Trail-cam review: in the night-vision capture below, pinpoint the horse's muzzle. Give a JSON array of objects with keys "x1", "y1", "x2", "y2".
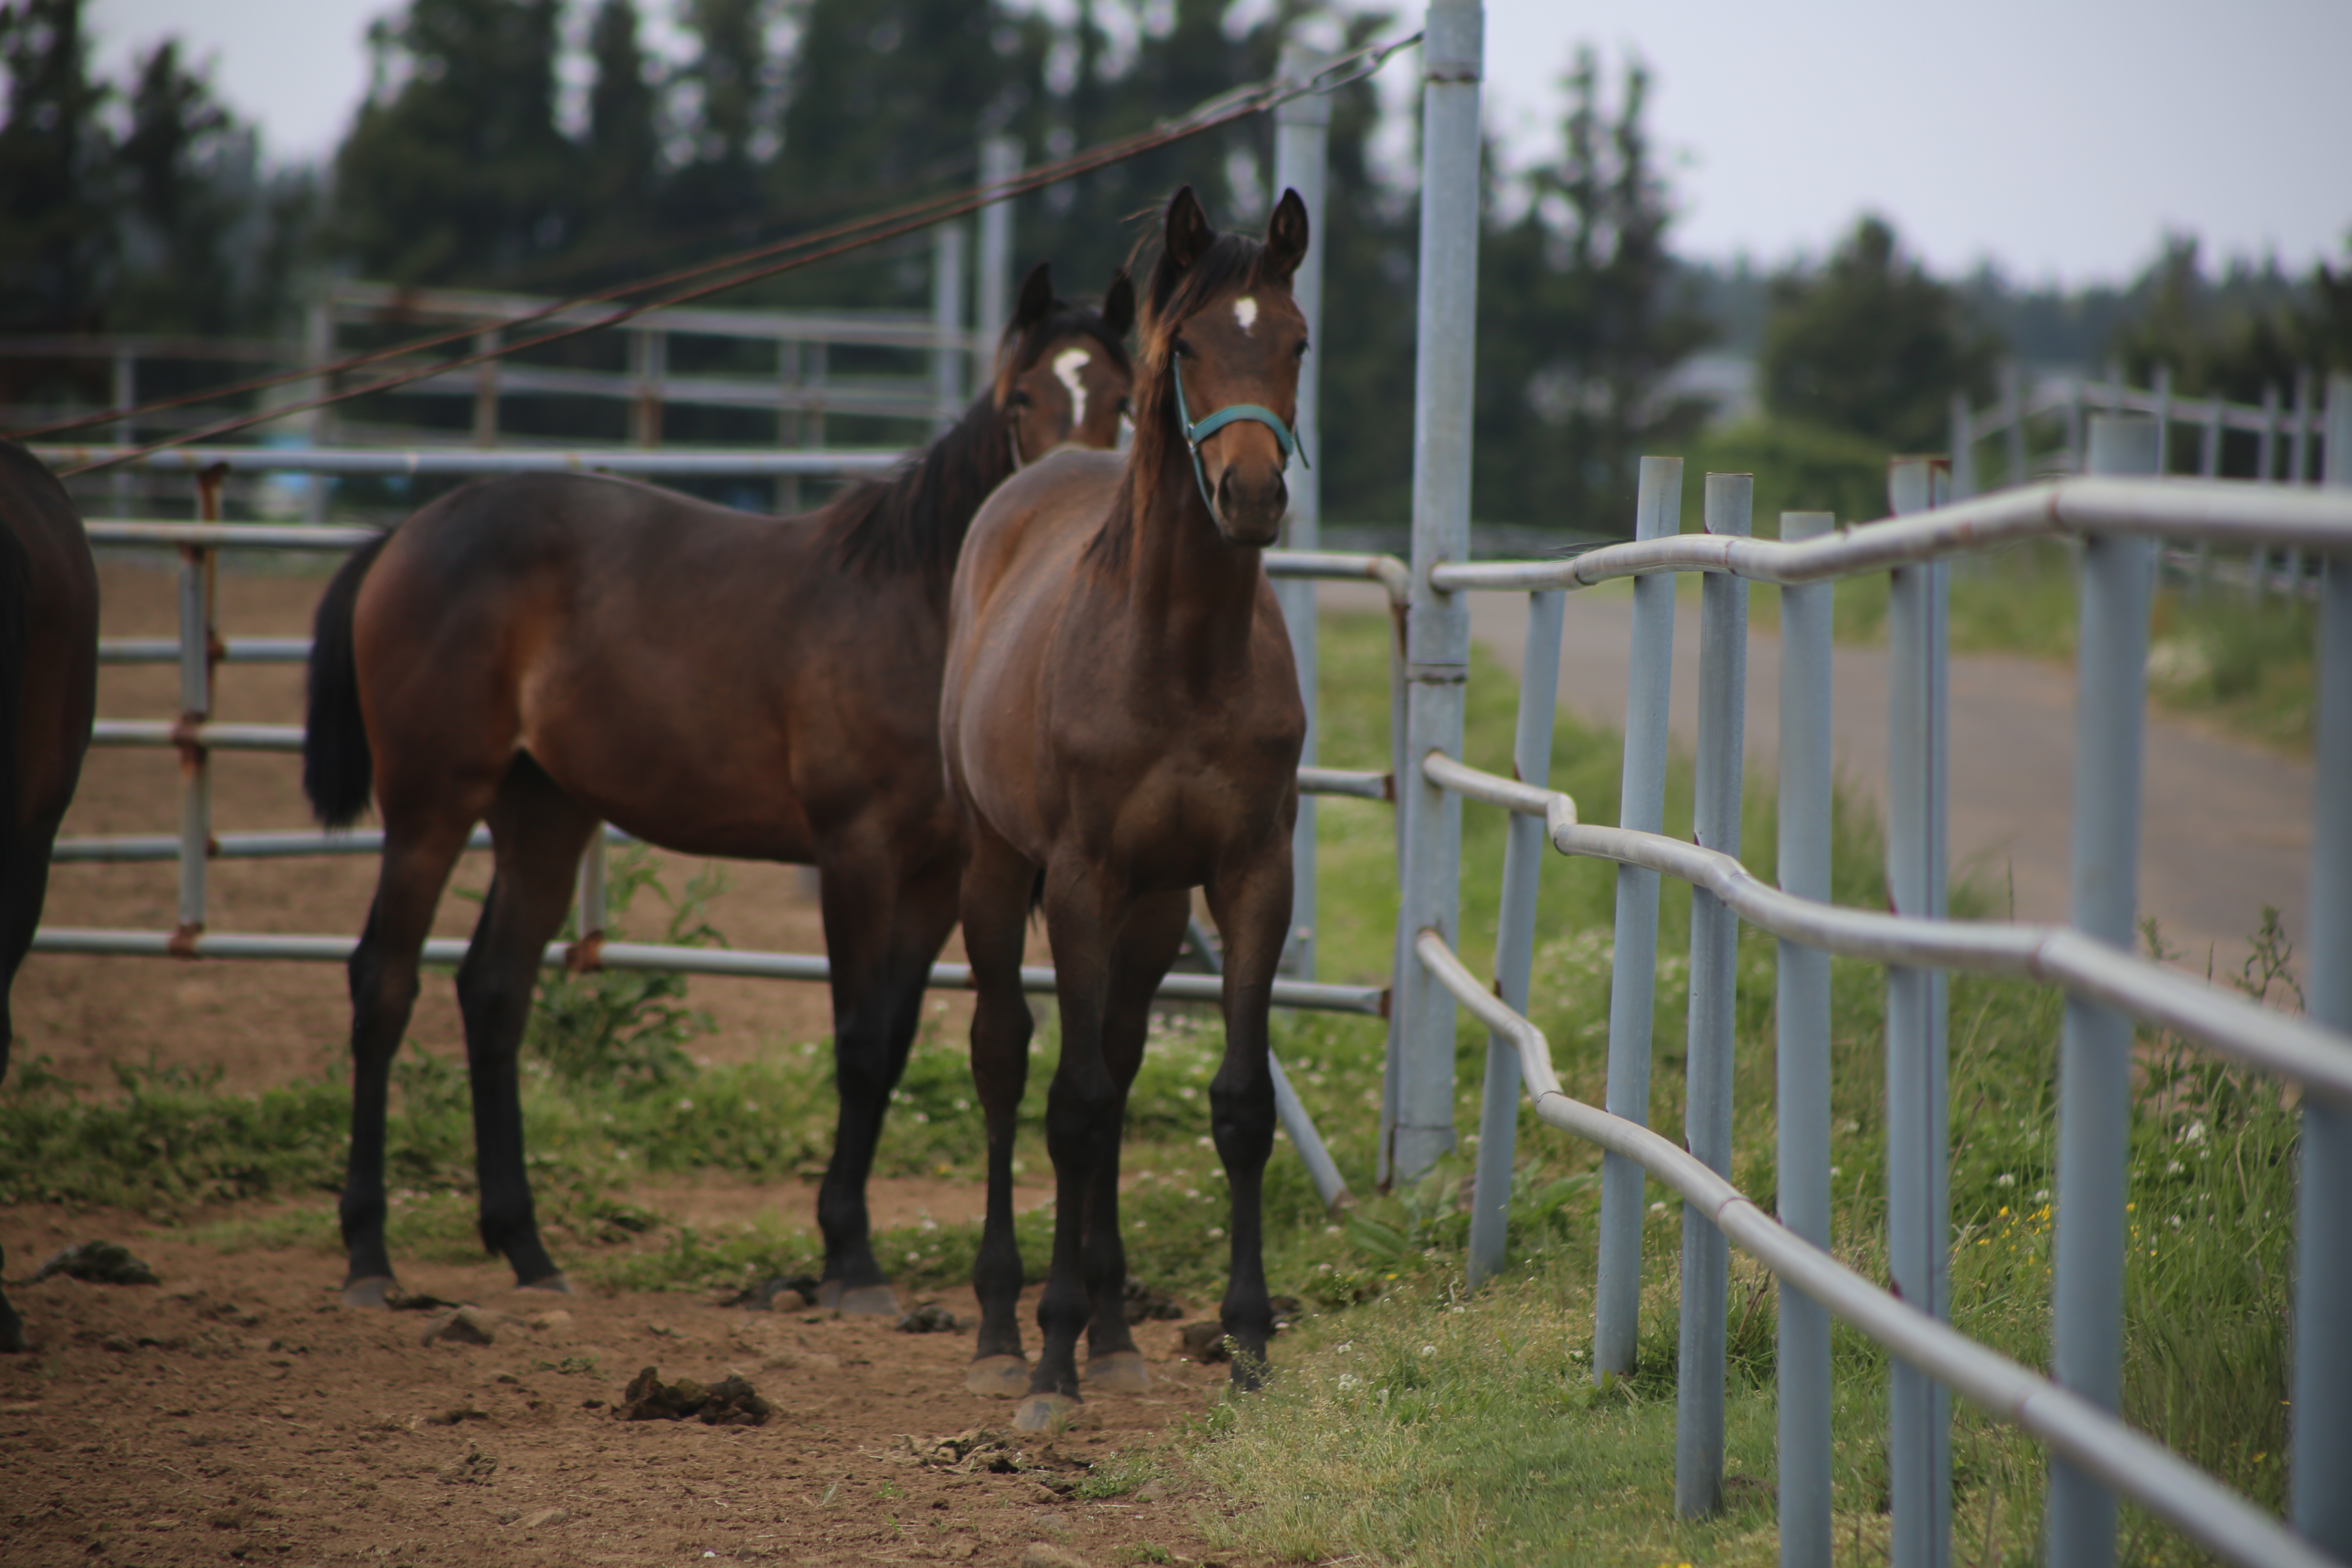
[{"x1": 1214, "y1": 467, "x2": 1288, "y2": 547}]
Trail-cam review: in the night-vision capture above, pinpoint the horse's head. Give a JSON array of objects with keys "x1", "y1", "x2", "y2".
[
  {"x1": 1138, "y1": 184, "x2": 1310, "y2": 548},
  {"x1": 993, "y1": 263, "x2": 1137, "y2": 466}
]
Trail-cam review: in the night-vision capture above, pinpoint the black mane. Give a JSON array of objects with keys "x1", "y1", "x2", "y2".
[{"x1": 821, "y1": 297, "x2": 1130, "y2": 588}]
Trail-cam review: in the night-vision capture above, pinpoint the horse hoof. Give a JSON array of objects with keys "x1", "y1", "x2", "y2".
[
  {"x1": 341, "y1": 1276, "x2": 401, "y2": 1310},
  {"x1": 519, "y1": 1273, "x2": 572, "y2": 1295},
  {"x1": 965, "y1": 1355, "x2": 1029, "y2": 1398},
  {"x1": 829, "y1": 1285, "x2": 899, "y2": 1318},
  {"x1": 1082, "y1": 1351, "x2": 1152, "y2": 1394},
  {"x1": 1013, "y1": 1393, "x2": 1078, "y2": 1433}
]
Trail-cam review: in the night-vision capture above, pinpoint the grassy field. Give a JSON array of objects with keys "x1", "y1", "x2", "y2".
[{"x1": 1, "y1": 612, "x2": 2303, "y2": 1566}]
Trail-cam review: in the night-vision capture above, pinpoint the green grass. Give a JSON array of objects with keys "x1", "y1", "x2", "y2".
[{"x1": 0, "y1": 612, "x2": 2301, "y2": 1565}]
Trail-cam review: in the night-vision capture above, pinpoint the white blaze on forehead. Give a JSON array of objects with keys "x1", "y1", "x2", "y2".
[
  {"x1": 1232, "y1": 296, "x2": 1259, "y2": 332},
  {"x1": 1051, "y1": 346, "x2": 1092, "y2": 425}
]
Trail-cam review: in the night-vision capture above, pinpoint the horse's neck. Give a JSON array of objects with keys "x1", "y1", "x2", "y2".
[{"x1": 1119, "y1": 455, "x2": 1267, "y2": 680}]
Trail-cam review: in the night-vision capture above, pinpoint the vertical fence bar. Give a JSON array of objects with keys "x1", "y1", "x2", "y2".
[
  {"x1": 931, "y1": 221, "x2": 968, "y2": 436},
  {"x1": 1390, "y1": 0, "x2": 1484, "y2": 1190},
  {"x1": 2287, "y1": 368, "x2": 2314, "y2": 589},
  {"x1": 1275, "y1": 38, "x2": 1331, "y2": 984},
  {"x1": 2065, "y1": 378, "x2": 2085, "y2": 474},
  {"x1": 1886, "y1": 455, "x2": 1952, "y2": 1568},
  {"x1": 1177, "y1": 918, "x2": 1350, "y2": 1212},
  {"x1": 2002, "y1": 362, "x2": 2028, "y2": 488},
  {"x1": 1466, "y1": 589, "x2": 1563, "y2": 1288},
  {"x1": 2194, "y1": 394, "x2": 2223, "y2": 596},
  {"x1": 471, "y1": 327, "x2": 502, "y2": 448},
  {"x1": 974, "y1": 135, "x2": 1020, "y2": 372},
  {"x1": 1949, "y1": 392, "x2": 1976, "y2": 501},
  {"x1": 2292, "y1": 372, "x2": 2352, "y2": 1556},
  {"x1": 2045, "y1": 414, "x2": 2161, "y2": 1568},
  {"x1": 776, "y1": 338, "x2": 804, "y2": 515},
  {"x1": 1675, "y1": 472, "x2": 1751, "y2": 1519},
  {"x1": 1776, "y1": 509, "x2": 1836, "y2": 1568},
  {"x1": 2259, "y1": 384, "x2": 2282, "y2": 482},
  {"x1": 109, "y1": 348, "x2": 134, "y2": 519},
  {"x1": 1592, "y1": 455, "x2": 1682, "y2": 1382},
  {"x1": 629, "y1": 329, "x2": 665, "y2": 448},
  {"x1": 302, "y1": 302, "x2": 333, "y2": 522},
  {"x1": 176, "y1": 467, "x2": 225, "y2": 946}
]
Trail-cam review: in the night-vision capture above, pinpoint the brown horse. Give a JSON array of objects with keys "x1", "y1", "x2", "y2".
[
  {"x1": 942, "y1": 188, "x2": 1309, "y2": 1427},
  {"x1": 0, "y1": 437, "x2": 100, "y2": 1352},
  {"x1": 303, "y1": 265, "x2": 1134, "y2": 1311}
]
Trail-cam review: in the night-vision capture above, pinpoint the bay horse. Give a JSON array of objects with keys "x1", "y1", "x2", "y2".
[
  {"x1": 941, "y1": 187, "x2": 1309, "y2": 1428},
  {"x1": 303, "y1": 265, "x2": 1134, "y2": 1312},
  {"x1": 0, "y1": 436, "x2": 100, "y2": 1352}
]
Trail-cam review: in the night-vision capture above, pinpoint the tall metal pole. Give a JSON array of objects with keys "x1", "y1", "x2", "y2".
[
  {"x1": 2292, "y1": 372, "x2": 2352, "y2": 1555},
  {"x1": 1466, "y1": 589, "x2": 1562, "y2": 1288},
  {"x1": 1675, "y1": 472, "x2": 1750, "y2": 1520},
  {"x1": 1776, "y1": 509, "x2": 1836, "y2": 1568},
  {"x1": 1592, "y1": 454, "x2": 1682, "y2": 1382},
  {"x1": 975, "y1": 136, "x2": 1020, "y2": 377},
  {"x1": 931, "y1": 221, "x2": 969, "y2": 435},
  {"x1": 1886, "y1": 454, "x2": 1951, "y2": 1568},
  {"x1": 2045, "y1": 414, "x2": 2161, "y2": 1568},
  {"x1": 1948, "y1": 392, "x2": 1975, "y2": 501},
  {"x1": 1390, "y1": 0, "x2": 1483, "y2": 1189},
  {"x1": 1275, "y1": 40, "x2": 1330, "y2": 983}
]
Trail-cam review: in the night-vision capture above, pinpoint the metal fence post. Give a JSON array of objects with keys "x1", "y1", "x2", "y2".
[
  {"x1": 629, "y1": 329, "x2": 665, "y2": 448},
  {"x1": 931, "y1": 221, "x2": 968, "y2": 435},
  {"x1": 1675, "y1": 472, "x2": 1751, "y2": 1519},
  {"x1": 302, "y1": 302, "x2": 333, "y2": 522},
  {"x1": 1886, "y1": 454, "x2": 1952, "y2": 1568},
  {"x1": 1592, "y1": 454, "x2": 1682, "y2": 1382},
  {"x1": 1777, "y1": 509, "x2": 1836, "y2": 1568},
  {"x1": 2046, "y1": 414, "x2": 2161, "y2": 1568},
  {"x1": 1466, "y1": 588, "x2": 1562, "y2": 1288},
  {"x1": 472, "y1": 327, "x2": 502, "y2": 448},
  {"x1": 1949, "y1": 393, "x2": 1975, "y2": 501},
  {"x1": 1275, "y1": 39, "x2": 1331, "y2": 983},
  {"x1": 2002, "y1": 362, "x2": 2027, "y2": 488},
  {"x1": 176, "y1": 467, "x2": 225, "y2": 948},
  {"x1": 974, "y1": 135, "x2": 1020, "y2": 374},
  {"x1": 2151, "y1": 365, "x2": 2172, "y2": 477},
  {"x1": 2195, "y1": 394, "x2": 2224, "y2": 597},
  {"x1": 1390, "y1": 0, "x2": 1483, "y2": 1190},
  {"x1": 109, "y1": 347, "x2": 135, "y2": 519},
  {"x1": 2287, "y1": 368, "x2": 2315, "y2": 590},
  {"x1": 2292, "y1": 372, "x2": 2352, "y2": 1555}
]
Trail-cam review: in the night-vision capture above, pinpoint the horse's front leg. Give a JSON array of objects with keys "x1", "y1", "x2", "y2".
[
  {"x1": 1204, "y1": 844, "x2": 1294, "y2": 1390},
  {"x1": 1018, "y1": 871, "x2": 1123, "y2": 1431},
  {"x1": 1078, "y1": 889, "x2": 1192, "y2": 1395},
  {"x1": 816, "y1": 851, "x2": 960, "y2": 1317}
]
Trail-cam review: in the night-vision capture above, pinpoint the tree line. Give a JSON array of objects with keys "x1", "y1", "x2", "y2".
[{"x1": 2, "y1": 0, "x2": 2345, "y2": 529}]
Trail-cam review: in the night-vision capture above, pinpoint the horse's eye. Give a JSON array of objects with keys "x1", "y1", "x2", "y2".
[
  {"x1": 1116, "y1": 397, "x2": 1132, "y2": 417},
  {"x1": 1008, "y1": 388, "x2": 1032, "y2": 408},
  {"x1": 1293, "y1": 341, "x2": 1310, "y2": 361},
  {"x1": 1172, "y1": 336, "x2": 1192, "y2": 359}
]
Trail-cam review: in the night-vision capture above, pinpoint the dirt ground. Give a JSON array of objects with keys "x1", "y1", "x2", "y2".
[
  {"x1": 7, "y1": 557, "x2": 1254, "y2": 1568},
  {"x1": 1, "y1": 1203, "x2": 1247, "y2": 1568}
]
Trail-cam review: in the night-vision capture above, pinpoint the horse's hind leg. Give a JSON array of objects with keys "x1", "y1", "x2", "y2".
[
  {"x1": 341, "y1": 815, "x2": 479, "y2": 1306},
  {"x1": 0, "y1": 821, "x2": 62, "y2": 1352},
  {"x1": 1079, "y1": 889, "x2": 1189, "y2": 1395},
  {"x1": 961, "y1": 820, "x2": 1037, "y2": 1396},
  {"x1": 813, "y1": 849, "x2": 960, "y2": 1317},
  {"x1": 458, "y1": 756, "x2": 598, "y2": 1290}
]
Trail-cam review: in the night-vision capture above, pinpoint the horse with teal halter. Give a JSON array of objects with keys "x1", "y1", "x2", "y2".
[{"x1": 1172, "y1": 356, "x2": 1306, "y2": 518}]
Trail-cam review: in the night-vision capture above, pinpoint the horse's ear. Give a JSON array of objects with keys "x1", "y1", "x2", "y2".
[
  {"x1": 1165, "y1": 185, "x2": 1214, "y2": 274},
  {"x1": 1264, "y1": 188, "x2": 1309, "y2": 283},
  {"x1": 1012, "y1": 262, "x2": 1055, "y2": 337},
  {"x1": 1100, "y1": 270, "x2": 1135, "y2": 339}
]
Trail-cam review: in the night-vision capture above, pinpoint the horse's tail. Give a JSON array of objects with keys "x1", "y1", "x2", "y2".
[{"x1": 303, "y1": 530, "x2": 392, "y2": 828}]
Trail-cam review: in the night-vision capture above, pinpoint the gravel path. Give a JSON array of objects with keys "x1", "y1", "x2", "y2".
[{"x1": 1321, "y1": 582, "x2": 2317, "y2": 974}]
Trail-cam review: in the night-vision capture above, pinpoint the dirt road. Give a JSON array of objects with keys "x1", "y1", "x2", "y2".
[{"x1": 1323, "y1": 581, "x2": 2318, "y2": 973}]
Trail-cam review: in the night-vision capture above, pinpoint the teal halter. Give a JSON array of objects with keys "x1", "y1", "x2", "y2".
[{"x1": 1171, "y1": 356, "x2": 1308, "y2": 517}]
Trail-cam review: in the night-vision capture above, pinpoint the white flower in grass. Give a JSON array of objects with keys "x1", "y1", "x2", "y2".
[
  {"x1": 2034, "y1": 1188, "x2": 2051, "y2": 1203},
  {"x1": 1208, "y1": 1227, "x2": 1225, "y2": 1240},
  {"x1": 2165, "y1": 1160, "x2": 2184, "y2": 1176},
  {"x1": 1337, "y1": 1373, "x2": 1362, "y2": 1393},
  {"x1": 1995, "y1": 1173, "x2": 2016, "y2": 1189},
  {"x1": 676, "y1": 1098, "x2": 695, "y2": 1112},
  {"x1": 1420, "y1": 1344, "x2": 1437, "y2": 1357},
  {"x1": 1649, "y1": 1202, "x2": 1668, "y2": 1216}
]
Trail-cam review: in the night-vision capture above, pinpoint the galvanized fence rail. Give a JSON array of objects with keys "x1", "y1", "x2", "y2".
[{"x1": 1391, "y1": 408, "x2": 2352, "y2": 1567}]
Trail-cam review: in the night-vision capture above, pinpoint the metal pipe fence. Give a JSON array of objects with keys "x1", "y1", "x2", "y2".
[{"x1": 1401, "y1": 407, "x2": 2352, "y2": 1567}]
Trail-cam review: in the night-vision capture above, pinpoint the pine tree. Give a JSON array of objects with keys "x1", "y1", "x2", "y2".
[
  {"x1": 582, "y1": 0, "x2": 659, "y2": 238},
  {"x1": 0, "y1": 0, "x2": 114, "y2": 331},
  {"x1": 331, "y1": 0, "x2": 578, "y2": 287}
]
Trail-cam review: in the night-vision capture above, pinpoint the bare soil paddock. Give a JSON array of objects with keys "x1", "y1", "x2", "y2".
[{"x1": 6, "y1": 557, "x2": 1245, "y2": 1568}]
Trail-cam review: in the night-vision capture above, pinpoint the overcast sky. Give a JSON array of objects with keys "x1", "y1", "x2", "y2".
[{"x1": 88, "y1": 0, "x2": 2352, "y2": 287}]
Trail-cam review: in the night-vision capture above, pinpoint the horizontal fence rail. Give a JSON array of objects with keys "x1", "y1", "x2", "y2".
[
  {"x1": 29, "y1": 927, "x2": 1383, "y2": 1017},
  {"x1": 1410, "y1": 929, "x2": 2339, "y2": 1568},
  {"x1": 38, "y1": 445, "x2": 907, "y2": 478}
]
